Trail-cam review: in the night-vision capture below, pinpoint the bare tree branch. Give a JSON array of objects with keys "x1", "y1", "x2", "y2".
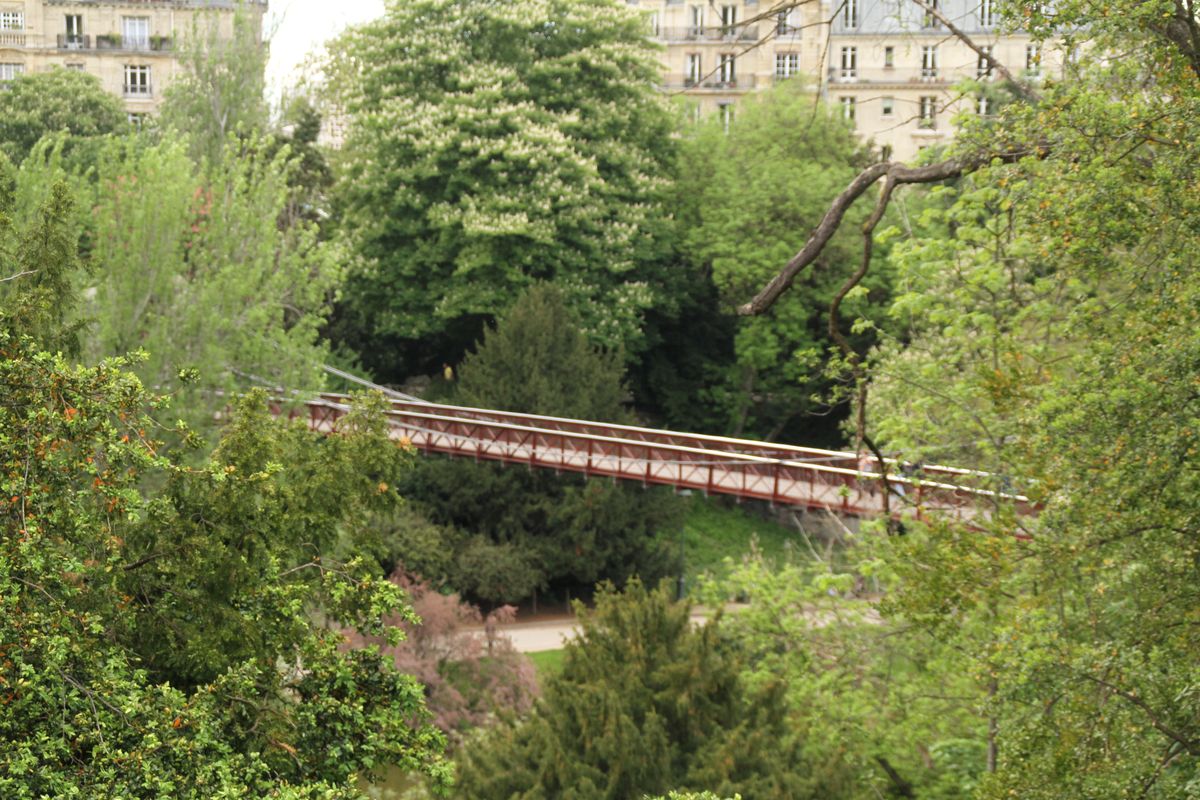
[
  {"x1": 0, "y1": 269, "x2": 36, "y2": 283},
  {"x1": 907, "y1": 0, "x2": 1039, "y2": 101},
  {"x1": 738, "y1": 148, "x2": 1040, "y2": 316},
  {"x1": 1078, "y1": 673, "x2": 1200, "y2": 757}
]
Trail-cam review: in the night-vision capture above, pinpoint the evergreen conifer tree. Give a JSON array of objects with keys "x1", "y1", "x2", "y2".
[
  {"x1": 401, "y1": 287, "x2": 681, "y2": 604},
  {"x1": 457, "y1": 581, "x2": 832, "y2": 799}
]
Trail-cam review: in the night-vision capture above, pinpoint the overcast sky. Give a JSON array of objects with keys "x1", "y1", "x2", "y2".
[{"x1": 265, "y1": 0, "x2": 385, "y2": 102}]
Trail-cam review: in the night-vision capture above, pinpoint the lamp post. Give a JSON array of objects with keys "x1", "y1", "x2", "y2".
[{"x1": 677, "y1": 489, "x2": 693, "y2": 599}]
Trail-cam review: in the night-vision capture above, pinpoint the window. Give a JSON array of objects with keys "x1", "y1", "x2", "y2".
[
  {"x1": 775, "y1": 52, "x2": 800, "y2": 78},
  {"x1": 127, "y1": 112, "x2": 148, "y2": 128},
  {"x1": 63, "y1": 14, "x2": 86, "y2": 49},
  {"x1": 688, "y1": 5, "x2": 703, "y2": 36},
  {"x1": 720, "y1": 4, "x2": 737, "y2": 35},
  {"x1": 718, "y1": 52, "x2": 736, "y2": 84},
  {"x1": 881, "y1": 96, "x2": 895, "y2": 116},
  {"x1": 977, "y1": 45, "x2": 993, "y2": 78},
  {"x1": 65, "y1": 62, "x2": 85, "y2": 71},
  {"x1": 843, "y1": 0, "x2": 859, "y2": 28},
  {"x1": 921, "y1": 45, "x2": 938, "y2": 80},
  {"x1": 776, "y1": 8, "x2": 798, "y2": 34},
  {"x1": 122, "y1": 16, "x2": 149, "y2": 49},
  {"x1": 0, "y1": 62, "x2": 24, "y2": 85},
  {"x1": 840, "y1": 96, "x2": 856, "y2": 123},
  {"x1": 922, "y1": 0, "x2": 941, "y2": 29},
  {"x1": 919, "y1": 95, "x2": 937, "y2": 128},
  {"x1": 977, "y1": 95, "x2": 993, "y2": 115},
  {"x1": 1026, "y1": 43, "x2": 1041, "y2": 77},
  {"x1": 719, "y1": 102, "x2": 734, "y2": 133},
  {"x1": 840, "y1": 46, "x2": 857, "y2": 79},
  {"x1": 686, "y1": 53, "x2": 702, "y2": 84},
  {"x1": 0, "y1": 11, "x2": 23, "y2": 30},
  {"x1": 123, "y1": 64, "x2": 151, "y2": 96},
  {"x1": 648, "y1": 12, "x2": 660, "y2": 35},
  {"x1": 884, "y1": 45, "x2": 895, "y2": 68},
  {"x1": 979, "y1": 0, "x2": 996, "y2": 27}
]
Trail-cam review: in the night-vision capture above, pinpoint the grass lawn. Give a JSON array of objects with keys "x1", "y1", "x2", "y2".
[
  {"x1": 680, "y1": 496, "x2": 815, "y2": 586},
  {"x1": 526, "y1": 648, "x2": 566, "y2": 680}
]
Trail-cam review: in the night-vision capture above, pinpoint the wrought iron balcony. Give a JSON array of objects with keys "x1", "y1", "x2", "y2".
[
  {"x1": 57, "y1": 34, "x2": 91, "y2": 49},
  {"x1": 661, "y1": 73, "x2": 761, "y2": 90},
  {"x1": 96, "y1": 34, "x2": 173, "y2": 51},
  {"x1": 657, "y1": 24, "x2": 761, "y2": 43}
]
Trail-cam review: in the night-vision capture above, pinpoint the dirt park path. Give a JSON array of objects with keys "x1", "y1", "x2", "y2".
[
  {"x1": 470, "y1": 599, "x2": 881, "y2": 653},
  {"x1": 469, "y1": 606, "x2": 743, "y2": 653}
]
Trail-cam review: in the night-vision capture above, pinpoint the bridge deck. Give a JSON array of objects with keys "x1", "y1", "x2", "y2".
[{"x1": 281, "y1": 396, "x2": 1029, "y2": 521}]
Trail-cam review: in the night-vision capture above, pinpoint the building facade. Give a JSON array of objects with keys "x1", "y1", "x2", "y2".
[
  {"x1": 634, "y1": 0, "x2": 830, "y2": 128},
  {"x1": 0, "y1": 0, "x2": 265, "y2": 121},
  {"x1": 634, "y1": 0, "x2": 1061, "y2": 161}
]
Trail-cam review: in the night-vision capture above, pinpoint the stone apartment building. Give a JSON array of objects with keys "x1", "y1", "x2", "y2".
[
  {"x1": 632, "y1": 0, "x2": 1061, "y2": 161},
  {"x1": 0, "y1": 0, "x2": 265, "y2": 122},
  {"x1": 635, "y1": 0, "x2": 828, "y2": 129}
]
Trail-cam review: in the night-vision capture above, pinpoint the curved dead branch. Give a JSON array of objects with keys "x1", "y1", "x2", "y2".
[
  {"x1": 906, "y1": 0, "x2": 1040, "y2": 102},
  {"x1": 738, "y1": 148, "x2": 1038, "y2": 317}
]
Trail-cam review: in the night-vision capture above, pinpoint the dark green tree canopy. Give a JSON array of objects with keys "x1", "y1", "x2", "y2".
[
  {"x1": 457, "y1": 581, "x2": 828, "y2": 799},
  {"x1": 400, "y1": 286, "x2": 681, "y2": 604},
  {"x1": 0, "y1": 69, "x2": 127, "y2": 163},
  {"x1": 456, "y1": 283, "x2": 629, "y2": 421}
]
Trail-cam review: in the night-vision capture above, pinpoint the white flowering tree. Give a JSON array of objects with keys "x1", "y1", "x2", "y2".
[{"x1": 326, "y1": 0, "x2": 679, "y2": 374}]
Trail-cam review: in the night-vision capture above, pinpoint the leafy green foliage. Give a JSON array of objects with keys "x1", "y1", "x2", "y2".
[
  {"x1": 326, "y1": 0, "x2": 679, "y2": 377},
  {"x1": 699, "y1": 553, "x2": 988, "y2": 799},
  {"x1": 0, "y1": 167, "x2": 85, "y2": 354},
  {"x1": 456, "y1": 581, "x2": 824, "y2": 799},
  {"x1": 676, "y1": 83, "x2": 888, "y2": 439},
  {"x1": 852, "y1": 4, "x2": 1200, "y2": 795},
  {"x1": 160, "y1": 7, "x2": 268, "y2": 165},
  {"x1": 0, "y1": 339, "x2": 449, "y2": 797},
  {"x1": 0, "y1": 69, "x2": 127, "y2": 164},
  {"x1": 10, "y1": 134, "x2": 341, "y2": 429},
  {"x1": 272, "y1": 97, "x2": 335, "y2": 228}
]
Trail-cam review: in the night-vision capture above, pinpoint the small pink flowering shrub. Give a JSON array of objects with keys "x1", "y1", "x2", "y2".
[{"x1": 348, "y1": 571, "x2": 539, "y2": 744}]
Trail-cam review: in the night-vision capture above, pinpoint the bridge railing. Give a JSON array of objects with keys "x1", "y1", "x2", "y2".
[
  {"x1": 293, "y1": 397, "x2": 1030, "y2": 520},
  {"x1": 317, "y1": 393, "x2": 1005, "y2": 492}
]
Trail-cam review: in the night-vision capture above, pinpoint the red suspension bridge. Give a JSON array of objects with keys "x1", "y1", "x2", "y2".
[{"x1": 267, "y1": 372, "x2": 1029, "y2": 523}]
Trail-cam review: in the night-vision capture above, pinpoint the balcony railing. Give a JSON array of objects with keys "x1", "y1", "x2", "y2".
[
  {"x1": 123, "y1": 83, "x2": 153, "y2": 97},
  {"x1": 57, "y1": 34, "x2": 91, "y2": 49},
  {"x1": 0, "y1": 32, "x2": 25, "y2": 46},
  {"x1": 658, "y1": 24, "x2": 761, "y2": 43},
  {"x1": 96, "y1": 34, "x2": 173, "y2": 52},
  {"x1": 828, "y1": 67, "x2": 953, "y2": 85},
  {"x1": 47, "y1": 1, "x2": 265, "y2": 6},
  {"x1": 662, "y1": 73, "x2": 761, "y2": 90}
]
